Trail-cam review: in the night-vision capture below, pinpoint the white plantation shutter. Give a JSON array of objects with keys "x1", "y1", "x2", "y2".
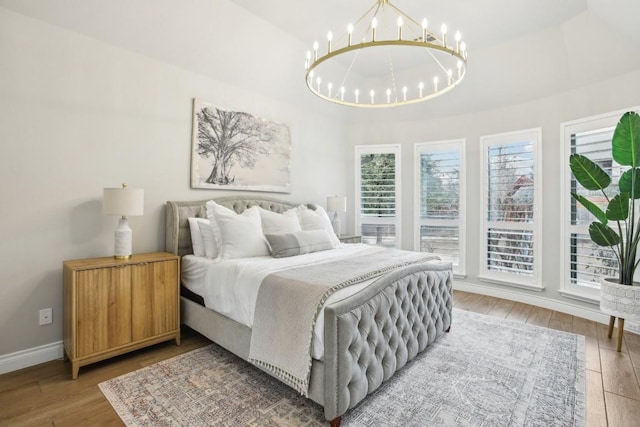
[
  {"x1": 415, "y1": 140, "x2": 465, "y2": 273},
  {"x1": 355, "y1": 145, "x2": 401, "y2": 248},
  {"x1": 569, "y1": 127, "x2": 619, "y2": 288},
  {"x1": 481, "y1": 129, "x2": 542, "y2": 288}
]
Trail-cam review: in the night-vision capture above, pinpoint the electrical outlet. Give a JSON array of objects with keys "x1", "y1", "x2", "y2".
[{"x1": 39, "y1": 308, "x2": 52, "y2": 325}]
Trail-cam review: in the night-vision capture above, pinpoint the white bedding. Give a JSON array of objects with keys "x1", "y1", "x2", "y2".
[{"x1": 181, "y1": 244, "x2": 381, "y2": 359}]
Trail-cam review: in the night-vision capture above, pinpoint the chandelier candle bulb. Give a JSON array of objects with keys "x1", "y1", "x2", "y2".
[
  {"x1": 441, "y1": 23, "x2": 447, "y2": 47},
  {"x1": 328, "y1": 82, "x2": 333, "y2": 97},
  {"x1": 457, "y1": 60, "x2": 463, "y2": 78},
  {"x1": 402, "y1": 86, "x2": 407, "y2": 101},
  {"x1": 386, "y1": 88, "x2": 391, "y2": 103},
  {"x1": 455, "y1": 31, "x2": 461, "y2": 53},
  {"x1": 347, "y1": 23, "x2": 353, "y2": 45},
  {"x1": 422, "y1": 18, "x2": 428, "y2": 42},
  {"x1": 316, "y1": 76, "x2": 321, "y2": 92},
  {"x1": 340, "y1": 86, "x2": 345, "y2": 101},
  {"x1": 434, "y1": 76, "x2": 439, "y2": 92},
  {"x1": 419, "y1": 81, "x2": 424, "y2": 97},
  {"x1": 447, "y1": 69, "x2": 453, "y2": 85},
  {"x1": 397, "y1": 16, "x2": 403, "y2": 40},
  {"x1": 327, "y1": 31, "x2": 332, "y2": 53},
  {"x1": 313, "y1": 41, "x2": 318, "y2": 61},
  {"x1": 372, "y1": 17, "x2": 377, "y2": 42},
  {"x1": 355, "y1": 89, "x2": 359, "y2": 103},
  {"x1": 370, "y1": 90, "x2": 375, "y2": 104}
]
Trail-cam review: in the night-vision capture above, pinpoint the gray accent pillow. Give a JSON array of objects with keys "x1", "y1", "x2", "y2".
[{"x1": 265, "y1": 229, "x2": 335, "y2": 258}]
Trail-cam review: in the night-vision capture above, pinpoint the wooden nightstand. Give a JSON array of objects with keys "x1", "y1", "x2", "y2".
[
  {"x1": 63, "y1": 252, "x2": 180, "y2": 379},
  {"x1": 338, "y1": 234, "x2": 362, "y2": 244}
]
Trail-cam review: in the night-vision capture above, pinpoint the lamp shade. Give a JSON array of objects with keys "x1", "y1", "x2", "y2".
[
  {"x1": 326, "y1": 196, "x2": 347, "y2": 213},
  {"x1": 103, "y1": 186, "x2": 144, "y2": 216}
]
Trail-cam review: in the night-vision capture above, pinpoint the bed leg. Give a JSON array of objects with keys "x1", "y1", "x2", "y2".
[{"x1": 330, "y1": 416, "x2": 342, "y2": 427}]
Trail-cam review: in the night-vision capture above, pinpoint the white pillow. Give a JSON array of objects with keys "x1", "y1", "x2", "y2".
[
  {"x1": 197, "y1": 219, "x2": 219, "y2": 259},
  {"x1": 187, "y1": 217, "x2": 206, "y2": 257},
  {"x1": 207, "y1": 202, "x2": 270, "y2": 259},
  {"x1": 297, "y1": 205, "x2": 340, "y2": 247},
  {"x1": 258, "y1": 207, "x2": 302, "y2": 235}
]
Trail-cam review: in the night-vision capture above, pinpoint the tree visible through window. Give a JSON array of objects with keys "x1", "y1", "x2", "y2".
[
  {"x1": 415, "y1": 140, "x2": 465, "y2": 273},
  {"x1": 356, "y1": 146, "x2": 401, "y2": 248}
]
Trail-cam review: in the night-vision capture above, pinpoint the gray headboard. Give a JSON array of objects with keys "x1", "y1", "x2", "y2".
[{"x1": 165, "y1": 196, "x2": 314, "y2": 257}]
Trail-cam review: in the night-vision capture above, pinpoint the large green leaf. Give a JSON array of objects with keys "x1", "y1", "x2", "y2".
[
  {"x1": 588, "y1": 222, "x2": 620, "y2": 247},
  {"x1": 606, "y1": 193, "x2": 630, "y2": 221},
  {"x1": 571, "y1": 193, "x2": 607, "y2": 224},
  {"x1": 612, "y1": 111, "x2": 640, "y2": 167},
  {"x1": 619, "y1": 168, "x2": 640, "y2": 199},
  {"x1": 569, "y1": 154, "x2": 611, "y2": 190}
]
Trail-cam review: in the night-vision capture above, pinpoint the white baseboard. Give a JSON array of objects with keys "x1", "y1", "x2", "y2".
[
  {"x1": 455, "y1": 281, "x2": 611, "y2": 325},
  {"x1": 0, "y1": 341, "x2": 64, "y2": 375}
]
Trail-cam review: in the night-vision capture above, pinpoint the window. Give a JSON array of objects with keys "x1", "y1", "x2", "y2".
[
  {"x1": 480, "y1": 129, "x2": 542, "y2": 289},
  {"x1": 414, "y1": 140, "x2": 466, "y2": 274},
  {"x1": 560, "y1": 108, "x2": 637, "y2": 302},
  {"x1": 355, "y1": 145, "x2": 401, "y2": 248}
]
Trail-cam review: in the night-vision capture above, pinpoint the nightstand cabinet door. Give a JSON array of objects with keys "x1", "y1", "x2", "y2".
[
  {"x1": 76, "y1": 266, "x2": 132, "y2": 357},
  {"x1": 131, "y1": 259, "x2": 179, "y2": 341}
]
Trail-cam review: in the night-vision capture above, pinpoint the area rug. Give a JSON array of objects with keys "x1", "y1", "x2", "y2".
[{"x1": 99, "y1": 309, "x2": 585, "y2": 426}]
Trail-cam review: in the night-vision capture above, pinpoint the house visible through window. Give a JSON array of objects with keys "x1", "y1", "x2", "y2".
[
  {"x1": 415, "y1": 140, "x2": 466, "y2": 274},
  {"x1": 355, "y1": 145, "x2": 401, "y2": 248},
  {"x1": 480, "y1": 129, "x2": 542, "y2": 289}
]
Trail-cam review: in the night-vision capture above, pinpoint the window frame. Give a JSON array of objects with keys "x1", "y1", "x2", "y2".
[
  {"x1": 413, "y1": 139, "x2": 466, "y2": 276},
  {"x1": 559, "y1": 107, "x2": 639, "y2": 304},
  {"x1": 355, "y1": 144, "x2": 402, "y2": 248},
  {"x1": 479, "y1": 128, "x2": 543, "y2": 290}
]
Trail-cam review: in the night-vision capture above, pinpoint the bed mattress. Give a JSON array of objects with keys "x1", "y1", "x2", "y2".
[{"x1": 181, "y1": 244, "x2": 381, "y2": 359}]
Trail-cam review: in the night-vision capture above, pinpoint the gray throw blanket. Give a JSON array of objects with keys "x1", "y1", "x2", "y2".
[{"x1": 248, "y1": 247, "x2": 439, "y2": 396}]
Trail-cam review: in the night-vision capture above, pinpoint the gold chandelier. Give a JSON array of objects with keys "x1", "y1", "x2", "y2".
[{"x1": 304, "y1": 0, "x2": 468, "y2": 108}]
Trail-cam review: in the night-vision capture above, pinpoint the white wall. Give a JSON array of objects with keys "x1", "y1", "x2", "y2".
[
  {"x1": 0, "y1": 7, "x2": 348, "y2": 361},
  {"x1": 346, "y1": 67, "x2": 640, "y2": 316}
]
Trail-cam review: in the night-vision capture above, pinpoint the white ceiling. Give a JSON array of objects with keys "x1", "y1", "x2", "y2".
[{"x1": 1, "y1": 0, "x2": 639, "y2": 122}]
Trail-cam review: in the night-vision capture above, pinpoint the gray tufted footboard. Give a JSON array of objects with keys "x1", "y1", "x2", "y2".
[{"x1": 323, "y1": 262, "x2": 453, "y2": 422}]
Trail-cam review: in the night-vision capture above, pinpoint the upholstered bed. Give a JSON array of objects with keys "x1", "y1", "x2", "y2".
[{"x1": 165, "y1": 197, "x2": 453, "y2": 426}]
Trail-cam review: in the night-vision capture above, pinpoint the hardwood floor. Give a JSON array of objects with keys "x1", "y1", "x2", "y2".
[{"x1": 1, "y1": 291, "x2": 639, "y2": 426}]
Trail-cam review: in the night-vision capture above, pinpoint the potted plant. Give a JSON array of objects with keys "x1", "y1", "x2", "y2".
[{"x1": 569, "y1": 111, "x2": 640, "y2": 351}]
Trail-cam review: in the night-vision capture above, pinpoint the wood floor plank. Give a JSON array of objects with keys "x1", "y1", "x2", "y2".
[
  {"x1": 586, "y1": 369, "x2": 608, "y2": 427},
  {"x1": 485, "y1": 298, "x2": 515, "y2": 319},
  {"x1": 548, "y1": 310, "x2": 574, "y2": 333},
  {"x1": 465, "y1": 294, "x2": 498, "y2": 315},
  {"x1": 573, "y1": 316, "x2": 599, "y2": 338},
  {"x1": 597, "y1": 322, "x2": 629, "y2": 354},
  {"x1": 452, "y1": 291, "x2": 477, "y2": 310},
  {"x1": 600, "y1": 347, "x2": 640, "y2": 400},
  {"x1": 505, "y1": 302, "x2": 532, "y2": 323},
  {"x1": 526, "y1": 306, "x2": 553, "y2": 327},
  {"x1": 452, "y1": 290, "x2": 472, "y2": 307},
  {"x1": 604, "y1": 391, "x2": 640, "y2": 427},
  {"x1": 624, "y1": 331, "x2": 640, "y2": 369},
  {"x1": 586, "y1": 336, "x2": 602, "y2": 373}
]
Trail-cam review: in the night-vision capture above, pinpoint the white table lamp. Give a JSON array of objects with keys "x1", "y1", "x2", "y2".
[
  {"x1": 326, "y1": 196, "x2": 347, "y2": 237},
  {"x1": 103, "y1": 183, "x2": 144, "y2": 259}
]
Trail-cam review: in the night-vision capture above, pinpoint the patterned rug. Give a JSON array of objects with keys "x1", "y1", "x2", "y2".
[{"x1": 99, "y1": 309, "x2": 585, "y2": 426}]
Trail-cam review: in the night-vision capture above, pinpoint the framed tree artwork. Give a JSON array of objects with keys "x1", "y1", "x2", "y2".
[{"x1": 191, "y1": 99, "x2": 292, "y2": 193}]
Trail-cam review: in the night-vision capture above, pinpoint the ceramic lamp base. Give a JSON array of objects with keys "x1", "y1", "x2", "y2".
[
  {"x1": 114, "y1": 217, "x2": 132, "y2": 259},
  {"x1": 332, "y1": 213, "x2": 341, "y2": 237}
]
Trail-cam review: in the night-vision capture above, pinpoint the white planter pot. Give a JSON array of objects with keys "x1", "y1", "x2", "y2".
[{"x1": 600, "y1": 278, "x2": 640, "y2": 321}]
